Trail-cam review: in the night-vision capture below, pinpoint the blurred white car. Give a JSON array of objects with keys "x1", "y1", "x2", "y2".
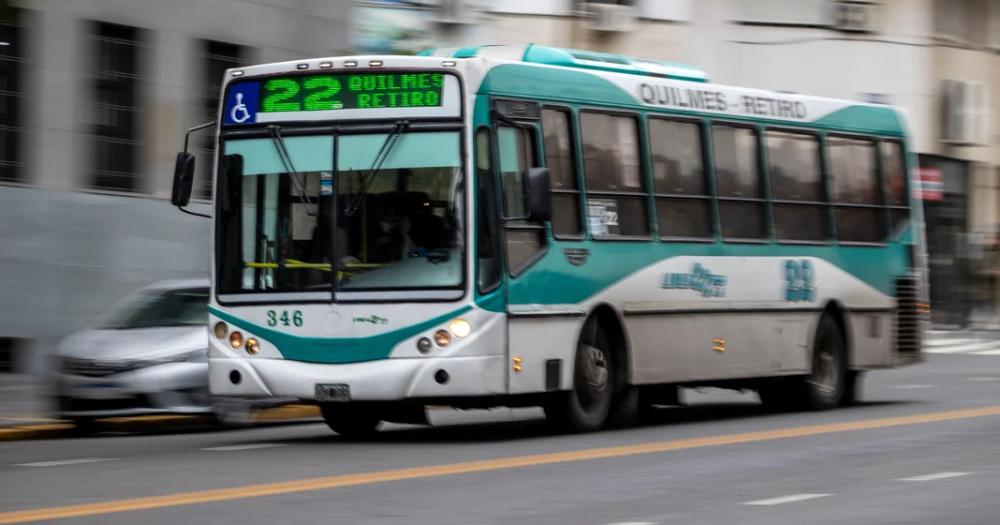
[{"x1": 53, "y1": 280, "x2": 266, "y2": 431}]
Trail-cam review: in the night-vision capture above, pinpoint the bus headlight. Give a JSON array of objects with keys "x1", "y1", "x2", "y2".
[
  {"x1": 229, "y1": 331, "x2": 244, "y2": 349},
  {"x1": 245, "y1": 338, "x2": 260, "y2": 355},
  {"x1": 213, "y1": 321, "x2": 228, "y2": 339},
  {"x1": 433, "y1": 329, "x2": 451, "y2": 347},
  {"x1": 449, "y1": 319, "x2": 471, "y2": 339}
]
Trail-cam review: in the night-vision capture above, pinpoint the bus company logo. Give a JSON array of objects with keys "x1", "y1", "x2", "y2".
[
  {"x1": 661, "y1": 263, "x2": 727, "y2": 298},
  {"x1": 353, "y1": 315, "x2": 388, "y2": 325}
]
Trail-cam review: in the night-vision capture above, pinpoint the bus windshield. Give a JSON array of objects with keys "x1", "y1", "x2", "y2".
[{"x1": 217, "y1": 131, "x2": 464, "y2": 297}]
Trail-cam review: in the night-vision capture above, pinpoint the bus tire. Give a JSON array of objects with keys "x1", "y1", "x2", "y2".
[
  {"x1": 802, "y1": 314, "x2": 847, "y2": 410},
  {"x1": 544, "y1": 320, "x2": 614, "y2": 432},
  {"x1": 320, "y1": 403, "x2": 381, "y2": 438}
]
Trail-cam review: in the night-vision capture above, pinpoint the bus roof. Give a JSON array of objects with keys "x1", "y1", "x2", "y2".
[{"x1": 418, "y1": 44, "x2": 710, "y2": 83}]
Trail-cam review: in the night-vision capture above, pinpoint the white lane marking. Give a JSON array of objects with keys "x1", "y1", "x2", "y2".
[
  {"x1": 965, "y1": 377, "x2": 1000, "y2": 382},
  {"x1": 202, "y1": 443, "x2": 284, "y2": 452},
  {"x1": 744, "y1": 493, "x2": 833, "y2": 506},
  {"x1": 606, "y1": 522, "x2": 656, "y2": 525},
  {"x1": 971, "y1": 349, "x2": 1000, "y2": 356},
  {"x1": 16, "y1": 458, "x2": 114, "y2": 468},
  {"x1": 891, "y1": 384, "x2": 935, "y2": 390},
  {"x1": 897, "y1": 471, "x2": 973, "y2": 482}
]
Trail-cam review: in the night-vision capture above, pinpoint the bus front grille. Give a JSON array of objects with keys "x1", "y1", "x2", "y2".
[{"x1": 895, "y1": 276, "x2": 921, "y2": 354}]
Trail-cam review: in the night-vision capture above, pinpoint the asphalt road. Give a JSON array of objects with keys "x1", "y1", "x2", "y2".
[{"x1": 2, "y1": 353, "x2": 999, "y2": 524}]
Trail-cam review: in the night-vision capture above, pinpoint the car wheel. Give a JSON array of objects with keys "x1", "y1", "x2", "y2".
[
  {"x1": 67, "y1": 417, "x2": 100, "y2": 436},
  {"x1": 212, "y1": 399, "x2": 257, "y2": 428}
]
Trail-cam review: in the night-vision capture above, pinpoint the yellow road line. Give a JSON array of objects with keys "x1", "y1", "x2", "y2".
[{"x1": 3, "y1": 405, "x2": 1000, "y2": 524}]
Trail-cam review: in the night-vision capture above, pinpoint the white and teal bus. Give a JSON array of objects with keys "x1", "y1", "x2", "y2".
[{"x1": 170, "y1": 45, "x2": 928, "y2": 435}]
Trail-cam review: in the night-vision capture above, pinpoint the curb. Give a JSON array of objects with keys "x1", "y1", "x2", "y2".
[{"x1": 0, "y1": 404, "x2": 321, "y2": 442}]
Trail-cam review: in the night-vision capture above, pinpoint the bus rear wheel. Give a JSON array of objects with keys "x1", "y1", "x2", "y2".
[
  {"x1": 545, "y1": 320, "x2": 614, "y2": 432},
  {"x1": 803, "y1": 315, "x2": 847, "y2": 410},
  {"x1": 320, "y1": 403, "x2": 381, "y2": 438},
  {"x1": 757, "y1": 315, "x2": 847, "y2": 411}
]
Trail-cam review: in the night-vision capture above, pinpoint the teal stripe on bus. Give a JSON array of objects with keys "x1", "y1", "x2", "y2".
[
  {"x1": 505, "y1": 242, "x2": 910, "y2": 306},
  {"x1": 209, "y1": 305, "x2": 472, "y2": 364}
]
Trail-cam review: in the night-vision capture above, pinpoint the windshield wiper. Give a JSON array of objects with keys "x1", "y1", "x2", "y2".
[
  {"x1": 344, "y1": 120, "x2": 409, "y2": 217},
  {"x1": 267, "y1": 125, "x2": 315, "y2": 215}
]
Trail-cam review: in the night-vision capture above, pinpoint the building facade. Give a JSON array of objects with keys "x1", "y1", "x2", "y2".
[{"x1": 0, "y1": 0, "x2": 351, "y2": 371}]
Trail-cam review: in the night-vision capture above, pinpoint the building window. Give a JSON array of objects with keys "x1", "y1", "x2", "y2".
[
  {"x1": 648, "y1": 118, "x2": 711, "y2": 238},
  {"x1": 0, "y1": 10, "x2": 24, "y2": 183},
  {"x1": 196, "y1": 40, "x2": 245, "y2": 199},
  {"x1": 580, "y1": 111, "x2": 647, "y2": 237},
  {"x1": 541, "y1": 108, "x2": 581, "y2": 237},
  {"x1": 828, "y1": 136, "x2": 881, "y2": 242},
  {"x1": 712, "y1": 124, "x2": 765, "y2": 240},
  {"x1": 766, "y1": 130, "x2": 826, "y2": 241},
  {"x1": 88, "y1": 22, "x2": 143, "y2": 193},
  {"x1": 880, "y1": 140, "x2": 910, "y2": 236}
]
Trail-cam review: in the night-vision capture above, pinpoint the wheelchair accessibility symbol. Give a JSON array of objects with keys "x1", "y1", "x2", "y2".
[
  {"x1": 230, "y1": 93, "x2": 251, "y2": 123},
  {"x1": 224, "y1": 83, "x2": 258, "y2": 125}
]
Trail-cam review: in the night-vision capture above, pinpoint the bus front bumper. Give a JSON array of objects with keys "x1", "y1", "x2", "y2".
[{"x1": 209, "y1": 355, "x2": 507, "y2": 401}]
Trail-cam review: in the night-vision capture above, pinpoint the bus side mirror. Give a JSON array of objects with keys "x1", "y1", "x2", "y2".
[
  {"x1": 171, "y1": 152, "x2": 196, "y2": 207},
  {"x1": 524, "y1": 167, "x2": 551, "y2": 224}
]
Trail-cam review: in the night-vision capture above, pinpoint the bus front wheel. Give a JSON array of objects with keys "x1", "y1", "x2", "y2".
[
  {"x1": 544, "y1": 320, "x2": 614, "y2": 432},
  {"x1": 320, "y1": 403, "x2": 381, "y2": 438}
]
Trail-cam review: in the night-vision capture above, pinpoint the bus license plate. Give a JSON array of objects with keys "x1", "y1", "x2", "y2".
[{"x1": 316, "y1": 384, "x2": 350, "y2": 402}]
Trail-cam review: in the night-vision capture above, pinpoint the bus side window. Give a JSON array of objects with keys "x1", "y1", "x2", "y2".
[
  {"x1": 713, "y1": 124, "x2": 766, "y2": 240},
  {"x1": 580, "y1": 111, "x2": 648, "y2": 237},
  {"x1": 648, "y1": 118, "x2": 711, "y2": 238},
  {"x1": 880, "y1": 141, "x2": 910, "y2": 237},
  {"x1": 766, "y1": 130, "x2": 826, "y2": 241},
  {"x1": 497, "y1": 124, "x2": 545, "y2": 273},
  {"x1": 476, "y1": 128, "x2": 501, "y2": 293},
  {"x1": 542, "y1": 108, "x2": 582, "y2": 237},
  {"x1": 828, "y1": 136, "x2": 881, "y2": 242}
]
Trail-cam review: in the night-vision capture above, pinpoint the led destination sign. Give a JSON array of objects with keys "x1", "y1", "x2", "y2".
[{"x1": 223, "y1": 72, "x2": 450, "y2": 125}]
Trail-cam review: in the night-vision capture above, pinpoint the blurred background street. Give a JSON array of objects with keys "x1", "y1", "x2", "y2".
[{"x1": 0, "y1": 1, "x2": 999, "y2": 522}]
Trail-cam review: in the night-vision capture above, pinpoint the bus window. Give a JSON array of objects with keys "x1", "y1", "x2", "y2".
[
  {"x1": 580, "y1": 111, "x2": 648, "y2": 237},
  {"x1": 476, "y1": 128, "x2": 501, "y2": 293},
  {"x1": 828, "y1": 136, "x2": 881, "y2": 242},
  {"x1": 712, "y1": 124, "x2": 765, "y2": 240},
  {"x1": 648, "y1": 118, "x2": 711, "y2": 238},
  {"x1": 497, "y1": 124, "x2": 544, "y2": 273},
  {"x1": 880, "y1": 141, "x2": 910, "y2": 236},
  {"x1": 542, "y1": 108, "x2": 582, "y2": 237},
  {"x1": 766, "y1": 130, "x2": 826, "y2": 241}
]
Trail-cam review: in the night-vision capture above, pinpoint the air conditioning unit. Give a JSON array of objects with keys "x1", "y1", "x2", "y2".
[
  {"x1": 431, "y1": 0, "x2": 478, "y2": 25},
  {"x1": 942, "y1": 80, "x2": 989, "y2": 146},
  {"x1": 585, "y1": 3, "x2": 636, "y2": 33},
  {"x1": 830, "y1": 0, "x2": 881, "y2": 33}
]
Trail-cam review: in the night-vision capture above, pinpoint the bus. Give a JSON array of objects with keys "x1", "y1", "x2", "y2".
[{"x1": 170, "y1": 44, "x2": 928, "y2": 435}]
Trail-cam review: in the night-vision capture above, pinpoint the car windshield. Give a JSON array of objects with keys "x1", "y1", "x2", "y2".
[
  {"x1": 216, "y1": 131, "x2": 464, "y2": 296},
  {"x1": 102, "y1": 287, "x2": 209, "y2": 329}
]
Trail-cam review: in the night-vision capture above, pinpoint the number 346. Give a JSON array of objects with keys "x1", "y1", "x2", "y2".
[{"x1": 266, "y1": 310, "x2": 303, "y2": 327}]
